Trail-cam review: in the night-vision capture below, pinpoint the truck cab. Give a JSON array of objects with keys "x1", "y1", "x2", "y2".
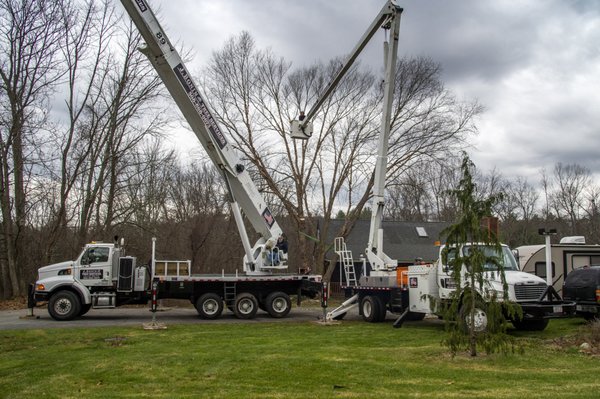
[
  {"x1": 407, "y1": 243, "x2": 575, "y2": 330},
  {"x1": 34, "y1": 242, "x2": 147, "y2": 320},
  {"x1": 37, "y1": 243, "x2": 120, "y2": 292}
]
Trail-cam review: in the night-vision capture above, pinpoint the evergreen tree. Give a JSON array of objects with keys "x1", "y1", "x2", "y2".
[{"x1": 440, "y1": 153, "x2": 521, "y2": 356}]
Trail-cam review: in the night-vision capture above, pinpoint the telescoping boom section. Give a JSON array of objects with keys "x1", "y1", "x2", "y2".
[
  {"x1": 291, "y1": 0, "x2": 403, "y2": 274},
  {"x1": 120, "y1": 0, "x2": 285, "y2": 275}
]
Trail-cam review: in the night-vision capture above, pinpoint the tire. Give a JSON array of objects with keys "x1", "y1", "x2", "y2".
[
  {"x1": 48, "y1": 290, "x2": 81, "y2": 321},
  {"x1": 378, "y1": 298, "x2": 388, "y2": 321},
  {"x1": 265, "y1": 292, "x2": 292, "y2": 318},
  {"x1": 79, "y1": 303, "x2": 92, "y2": 317},
  {"x1": 361, "y1": 295, "x2": 385, "y2": 323},
  {"x1": 233, "y1": 293, "x2": 258, "y2": 319},
  {"x1": 458, "y1": 302, "x2": 488, "y2": 333},
  {"x1": 196, "y1": 293, "x2": 224, "y2": 320},
  {"x1": 512, "y1": 318, "x2": 549, "y2": 331}
]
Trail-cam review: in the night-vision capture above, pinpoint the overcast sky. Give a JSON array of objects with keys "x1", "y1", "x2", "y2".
[{"x1": 145, "y1": 0, "x2": 600, "y2": 184}]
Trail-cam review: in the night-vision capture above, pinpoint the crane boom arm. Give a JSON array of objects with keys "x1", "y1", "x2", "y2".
[
  {"x1": 291, "y1": 1, "x2": 403, "y2": 139},
  {"x1": 120, "y1": 0, "x2": 284, "y2": 274},
  {"x1": 292, "y1": 1, "x2": 403, "y2": 272}
]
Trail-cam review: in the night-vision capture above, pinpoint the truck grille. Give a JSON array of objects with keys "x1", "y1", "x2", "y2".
[{"x1": 514, "y1": 283, "x2": 547, "y2": 301}]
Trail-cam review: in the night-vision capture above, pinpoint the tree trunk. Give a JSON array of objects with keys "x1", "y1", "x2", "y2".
[{"x1": 11, "y1": 123, "x2": 25, "y2": 296}]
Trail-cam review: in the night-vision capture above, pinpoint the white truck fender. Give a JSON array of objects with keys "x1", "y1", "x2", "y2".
[
  {"x1": 71, "y1": 280, "x2": 92, "y2": 304},
  {"x1": 46, "y1": 279, "x2": 92, "y2": 305}
]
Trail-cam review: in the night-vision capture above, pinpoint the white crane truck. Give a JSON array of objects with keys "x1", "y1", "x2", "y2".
[
  {"x1": 287, "y1": 0, "x2": 575, "y2": 331},
  {"x1": 32, "y1": 0, "x2": 321, "y2": 321},
  {"x1": 329, "y1": 241, "x2": 575, "y2": 331}
]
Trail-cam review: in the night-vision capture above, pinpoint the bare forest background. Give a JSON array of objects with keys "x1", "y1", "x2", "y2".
[{"x1": 1, "y1": 0, "x2": 599, "y2": 298}]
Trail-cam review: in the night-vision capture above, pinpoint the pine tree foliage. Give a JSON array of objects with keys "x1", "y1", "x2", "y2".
[{"x1": 439, "y1": 153, "x2": 522, "y2": 356}]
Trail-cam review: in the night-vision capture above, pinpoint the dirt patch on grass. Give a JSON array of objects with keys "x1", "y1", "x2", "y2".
[{"x1": 549, "y1": 319, "x2": 600, "y2": 356}]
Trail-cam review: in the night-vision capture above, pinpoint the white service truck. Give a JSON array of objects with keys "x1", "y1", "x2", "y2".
[
  {"x1": 329, "y1": 240, "x2": 575, "y2": 331},
  {"x1": 32, "y1": 0, "x2": 321, "y2": 321},
  {"x1": 285, "y1": 0, "x2": 575, "y2": 331}
]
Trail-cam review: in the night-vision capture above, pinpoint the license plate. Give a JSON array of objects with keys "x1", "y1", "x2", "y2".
[{"x1": 553, "y1": 306, "x2": 563, "y2": 313}]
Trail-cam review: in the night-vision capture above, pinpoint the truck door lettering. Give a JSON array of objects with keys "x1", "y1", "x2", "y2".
[{"x1": 80, "y1": 269, "x2": 103, "y2": 280}]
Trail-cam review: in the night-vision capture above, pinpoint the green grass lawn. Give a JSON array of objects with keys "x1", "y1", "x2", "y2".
[{"x1": 1, "y1": 318, "x2": 598, "y2": 398}]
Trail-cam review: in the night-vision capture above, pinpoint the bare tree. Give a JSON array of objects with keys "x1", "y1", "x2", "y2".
[
  {"x1": 551, "y1": 162, "x2": 590, "y2": 234},
  {"x1": 497, "y1": 176, "x2": 539, "y2": 246},
  {"x1": 540, "y1": 168, "x2": 552, "y2": 220},
  {"x1": 168, "y1": 161, "x2": 226, "y2": 222},
  {"x1": 203, "y1": 32, "x2": 479, "y2": 276},
  {"x1": 123, "y1": 139, "x2": 177, "y2": 229},
  {"x1": 386, "y1": 58, "x2": 480, "y2": 181},
  {"x1": 385, "y1": 168, "x2": 432, "y2": 221},
  {"x1": 583, "y1": 185, "x2": 600, "y2": 244},
  {"x1": 0, "y1": 0, "x2": 69, "y2": 297},
  {"x1": 72, "y1": 19, "x2": 165, "y2": 245},
  {"x1": 41, "y1": 0, "x2": 117, "y2": 261},
  {"x1": 423, "y1": 158, "x2": 461, "y2": 222},
  {"x1": 512, "y1": 177, "x2": 539, "y2": 221}
]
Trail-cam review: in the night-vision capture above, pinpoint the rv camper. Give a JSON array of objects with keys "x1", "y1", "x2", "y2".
[{"x1": 516, "y1": 236, "x2": 600, "y2": 294}]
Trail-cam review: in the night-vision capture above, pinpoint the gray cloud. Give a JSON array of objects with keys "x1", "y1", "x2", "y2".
[{"x1": 150, "y1": 0, "x2": 600, "y2": 182}]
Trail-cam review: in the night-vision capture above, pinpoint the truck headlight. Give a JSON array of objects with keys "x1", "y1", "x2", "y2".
[{"x1": 36, "y1": 284, "x2": 45, "y2": 291}]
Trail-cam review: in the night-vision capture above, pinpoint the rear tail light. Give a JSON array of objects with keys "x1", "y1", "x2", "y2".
[{"x1": 596, "y1": 288, "x2": 600, "y2": 303}]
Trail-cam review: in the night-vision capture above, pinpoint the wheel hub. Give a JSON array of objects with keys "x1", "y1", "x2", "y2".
[
  {"x1": 273, "y1": 298, "x2": 287, "y2": 312},
  {"x1": 467, "y1": 308, "x2": 488, "y2": 332},
  {"x1": 203, "y1": 300, "x2": 217, "y2": 314},
  {"x1": 55, "y1": 299, "x2": 72, "y2": 315},
  {"x1": 239, "y1": 300, "x2": 253, "y2": 314}
]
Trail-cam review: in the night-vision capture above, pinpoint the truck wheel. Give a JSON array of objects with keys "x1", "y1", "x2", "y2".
[
  {"x1": 265, "y1": 292, "x2": 291, "y2": 318},
  {"x1": 233, "y1": 293, "x2": 258, "y2": 319},
  {"x1": 361, "y1": 295, "x2": 385, "y2": 323},
  {"x1": 512, "y1": 318, "x2": 549, "y2": 331},
  {"x1": 48, "y1": 290, "x2": 81, "y2": 321},
  {"x1": 196, "y1": 293, "x2": 224, "y2": 319},
  {"x1": 459, "y1": 302, "x2": 488, "y2": 333}
]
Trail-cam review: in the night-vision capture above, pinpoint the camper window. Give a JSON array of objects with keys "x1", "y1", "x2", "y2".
[{"x1": 534, "y1": 262, "x2": 555, "y2": 278}]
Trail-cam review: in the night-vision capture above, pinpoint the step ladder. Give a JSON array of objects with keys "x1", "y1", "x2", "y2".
[
  {"x1": 334, "y1": 237, "x2": 357, "y2": 286},
  {"x1": 224, "y1": 282, "x2": 237, "y2": 308}
]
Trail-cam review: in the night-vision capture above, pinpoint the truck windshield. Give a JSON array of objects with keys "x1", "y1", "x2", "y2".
[
  {"x1": 81, "y1": 247, "x2": 110, "y2": 265},
  {"x1": 462, "y1": 245, "x2": 519, "y2": 271}
]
